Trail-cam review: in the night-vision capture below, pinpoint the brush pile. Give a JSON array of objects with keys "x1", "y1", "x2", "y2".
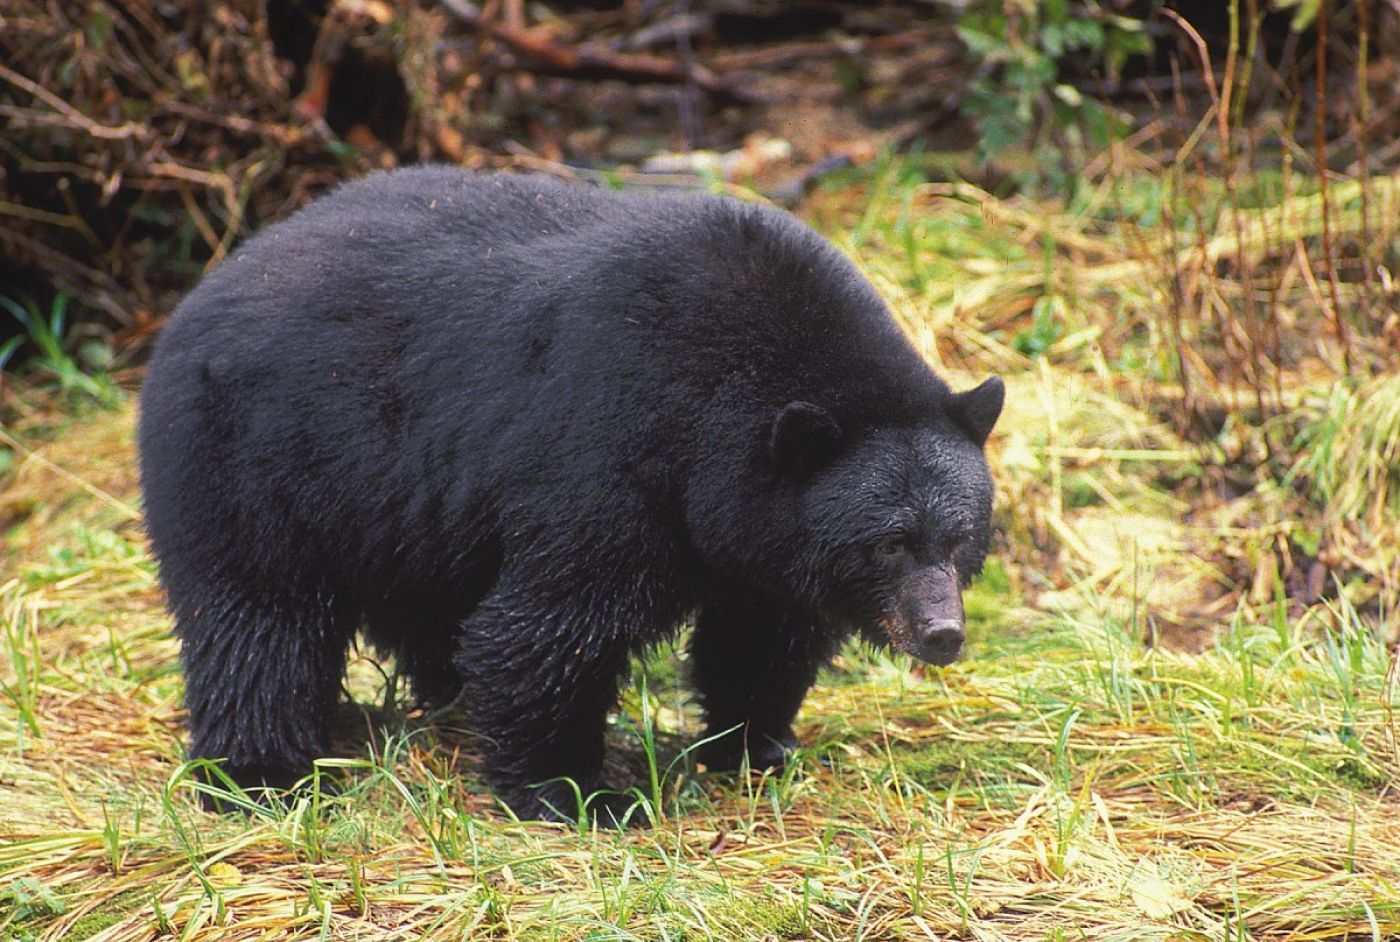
[
  {"x1": 3, "y1": 0, "x2": 1393, "y2": 357},
  {"x1": 0, "y1": 0, "x2": 964, "y2": 350}
]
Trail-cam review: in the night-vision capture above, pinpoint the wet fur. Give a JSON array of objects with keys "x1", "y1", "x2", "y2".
[{"x1": 139, "y1": 167, "x2": 999, "y2": 820}]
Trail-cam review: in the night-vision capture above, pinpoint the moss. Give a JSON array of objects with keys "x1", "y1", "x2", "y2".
[
  {"x1": 704, "y1": 895, "x2": 808, "y2": 940},
  {"x1": 894, "y1": 737, "x2": 1047, "y2": 808},
  {"x1": 62, "y1": 890, "x2": 143, "y2": 942},
  {"x1": 1301, "y1": 751, "x2": 1390, "y2": 793}
]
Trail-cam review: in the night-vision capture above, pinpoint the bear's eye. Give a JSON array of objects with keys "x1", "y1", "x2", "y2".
[{"x1": 874, "y1": 538, "x2": 910, "y2": 560}]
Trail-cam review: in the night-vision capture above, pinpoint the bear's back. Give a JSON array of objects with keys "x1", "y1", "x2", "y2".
[{"x1": 139, "y1": 169, "x2": 946, "y2": 593}]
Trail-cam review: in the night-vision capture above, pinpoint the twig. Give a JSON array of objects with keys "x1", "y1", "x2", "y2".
[
  {"x1": 1314, "y1": 0, "x2": 1352, "y2": 372},
  {"x1": 0, "y1": 62, "x2": 147, "y2": 141},
  {"x1": 156, "y1": 97, "x2": 310, "y2": 149},
  {"x1": 1161, "y1": 11, "x2": 1219, "y2": 113},
  {"x1": 1355, "y1": 0, "x2": 1375, "y2": 323},
  {"x1": 0, "y1": 227, "x2": 130, "y2": 325}
]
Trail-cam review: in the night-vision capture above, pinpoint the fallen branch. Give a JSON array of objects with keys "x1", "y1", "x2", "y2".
[
  {"x1": 441, "y1": 0, "x2": 752, "y2": 102},
  {"x1": 708, "y1": 25, "x2": 950, "y2": 72}
]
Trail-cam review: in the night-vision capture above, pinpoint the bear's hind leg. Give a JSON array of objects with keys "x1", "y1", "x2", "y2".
[
  {"x1": 364, "y1": 604, "x2": 464, "y2": 709},
  {"x1": 173, "y1": 580, "x2": 356, "y2": 797},
  {"x1": 690, "y1": 593, "x2": 840, "y2": 772}
]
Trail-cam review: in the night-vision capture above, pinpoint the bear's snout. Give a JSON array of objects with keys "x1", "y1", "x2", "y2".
[
  {"x1": 902, "y1": 564, "x2": 965, "y2": 665},
  {"x1": 914, "y1": 618, "x2": 964, "y2": 665}
]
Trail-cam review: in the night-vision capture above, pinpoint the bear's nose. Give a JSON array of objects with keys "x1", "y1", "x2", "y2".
[{"x1": 914, "y1": 618, "x2": 964, "y2": 666}]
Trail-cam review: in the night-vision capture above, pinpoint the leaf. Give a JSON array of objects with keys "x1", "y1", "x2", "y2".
[
  {"x1": 208, "y1": 862, "x2": 243, "y2": 887},
  {"x1": 1062, "y1": 20, "x2": 1106, "y2": 52},
  {"x1": 1271, "y1": 0, "x2": 1320, "y2": 32},
  {"x1": 1130, "y1": 875, "x2": 1193, "y2": 919},
  {"x1": 0, "y1": 335, "x2": 23, "y2": 372},
  {"x1": 957, "y1": 25, "x2": 1010, "y2": 60}
]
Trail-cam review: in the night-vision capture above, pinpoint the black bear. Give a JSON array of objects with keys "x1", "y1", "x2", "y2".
[{"x1": 139, "y1": 167, "x2": 1003, "y2": 823}]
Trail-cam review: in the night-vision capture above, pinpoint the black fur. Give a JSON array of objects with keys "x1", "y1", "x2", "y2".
[{"x1": 138, "y1": 167, "x2": 1003, "y2": 822}]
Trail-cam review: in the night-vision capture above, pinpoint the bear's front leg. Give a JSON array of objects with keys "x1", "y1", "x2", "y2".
[
  {"x1": 690, "y1": 593, "x2": 841, "y2": 772},
  {"x1": 454, "y1": 590, "x2": 640, "y2": 826}
]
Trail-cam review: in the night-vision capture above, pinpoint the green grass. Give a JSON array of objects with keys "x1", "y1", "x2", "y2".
[
  {"x1": 3, "y1": 154, "x2": 1399, "y2": 939},
  {"x1": 2, "y1": 401, "x2": 1397, "y2": 940}
]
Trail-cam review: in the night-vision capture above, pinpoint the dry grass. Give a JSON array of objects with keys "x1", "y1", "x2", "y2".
[{"x1": 3, "y1": 159, "x2": 1400, "y2": 940}]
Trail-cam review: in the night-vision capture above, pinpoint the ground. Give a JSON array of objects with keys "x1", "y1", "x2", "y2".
[{"x1": 2, "y1": 161, "x2": 1399, "y2": 940}]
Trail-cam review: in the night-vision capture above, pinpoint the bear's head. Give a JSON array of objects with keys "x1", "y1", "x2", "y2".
[{"x1": 765, "y1": 377, "x2": 1004, "y2": 665}]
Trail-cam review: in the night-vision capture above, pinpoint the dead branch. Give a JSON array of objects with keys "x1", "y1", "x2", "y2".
[{"x1": 441, "y1": 0, "x2": 752, "y2": 102}]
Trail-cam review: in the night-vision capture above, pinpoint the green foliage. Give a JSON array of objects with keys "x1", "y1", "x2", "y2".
[
  {"x1": 1270, "y1": 0, "x2": 1321, "y2": 31},
  {"x1": 3, "y1": 150, "x2": 1399, "y2": 938},
  {"x1": 1011, "y1": 294, "x2": 1066, "y2": 357},
  {"x1": 21, "y1": 524, "x2": 151, "y2": 588},
  {"x1": 956, "y1": 0, "x2": 1149, "y2": 172},
  {"x1": 0, "y1": 876, "x2": 66, "y2": 923},
  {"x1": 0, "y1": 293, "x2": 120, "y2": 406},
  {"x1": 1288, "y1": 374, "x2": 1400, "y2": 524}
]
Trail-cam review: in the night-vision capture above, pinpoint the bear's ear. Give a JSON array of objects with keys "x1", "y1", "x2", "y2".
[
  {"x1": 949, "y1": 377, "x2": 1005, "y2": 447},
  {"x1": 769, "y1": 401, "x2": 843, "y2": 474}
]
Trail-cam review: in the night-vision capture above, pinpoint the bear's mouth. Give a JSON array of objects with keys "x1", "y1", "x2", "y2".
[
  {"x1": 907, "y1": 623, "x2": 963, "y2": 665},
  {"x1": 874, "y1": 614, "x2": 963, "y2": 666}
]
